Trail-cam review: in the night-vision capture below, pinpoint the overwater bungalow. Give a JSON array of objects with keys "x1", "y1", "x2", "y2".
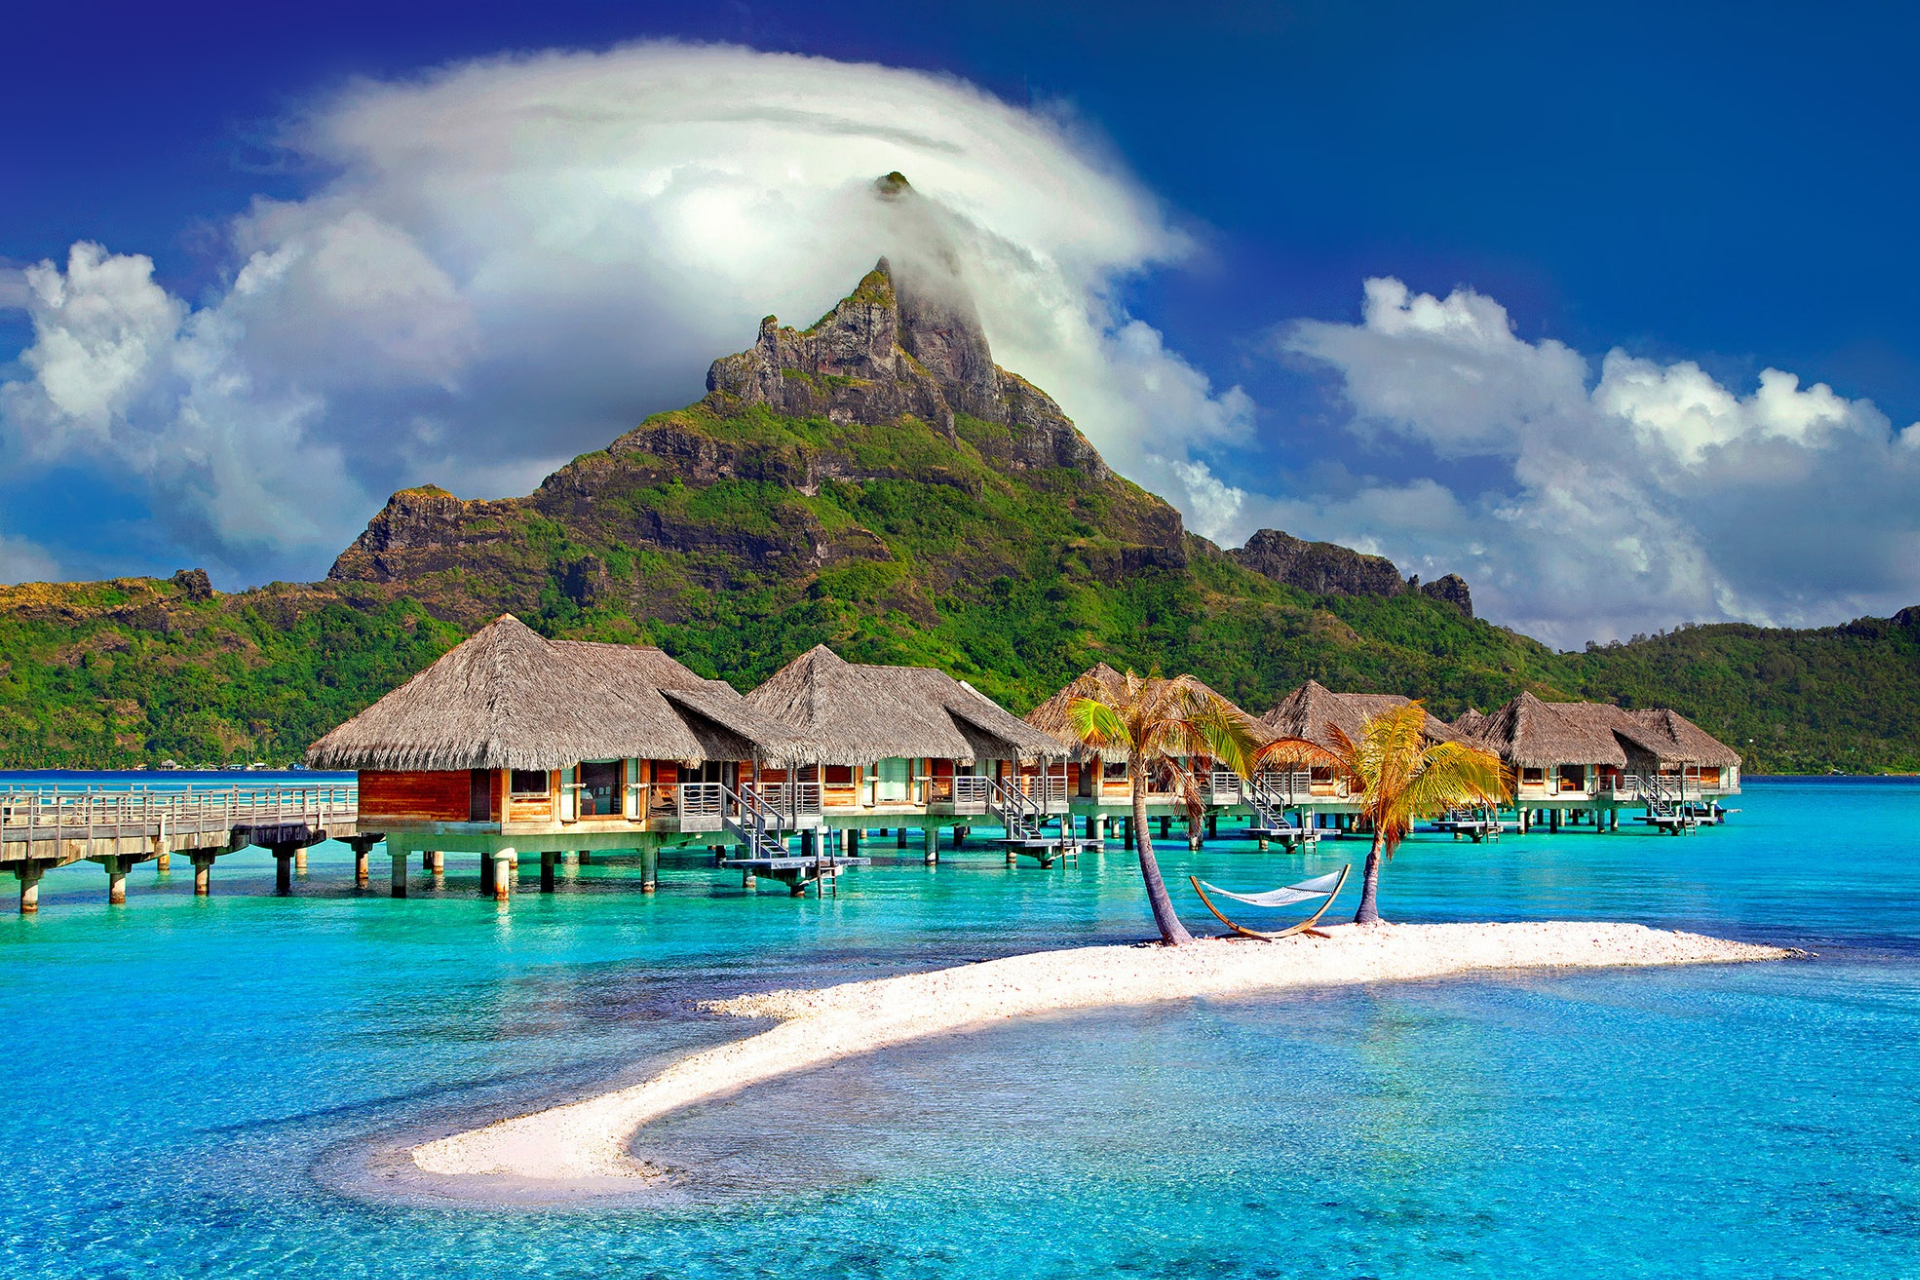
[
  {"x1": 1256, "y1": 680, "x2": 1464, "y2": 812},
  {"x1": 743, "y1": 645, "x2": 1068, "y2": 860},
  {"x1": 305, "y1": 615, "x2": 813, "y2": 897},
  {"x1": 1459, "y1": 691, "x2": 1741, "y2": 831}
]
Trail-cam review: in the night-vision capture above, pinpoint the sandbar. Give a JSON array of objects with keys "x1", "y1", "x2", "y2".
[{"x1": 411, "y1": 921, "x2": 1794, "y2": 1185}]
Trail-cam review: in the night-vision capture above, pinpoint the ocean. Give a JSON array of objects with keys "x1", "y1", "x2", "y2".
[{"x1": 2, "y1": 776, "x2": 1914, "y2": 1277}]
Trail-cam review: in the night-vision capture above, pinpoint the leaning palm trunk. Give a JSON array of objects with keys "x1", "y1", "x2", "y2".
[
  {"x1": 1067, "y1": 671, "x2": 1257, "y2": 947},
  {"x1": 1131, "y1": 753, "x2": 1192, "y2": 945},
  {"x1": 1354, "y1": 828, "x2": 1388, "y2": 924}
]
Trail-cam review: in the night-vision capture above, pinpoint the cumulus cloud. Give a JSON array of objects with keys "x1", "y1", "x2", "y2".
[
  {"x1": 1263, "y1": 278, "x2": 1920, "y2": 646},
  {"x1": 1, "y1": 244, "x2": 363, "y2": 574},
  {"x1": 0, "y1": 42, "x2": 1249, "y2": 585}
]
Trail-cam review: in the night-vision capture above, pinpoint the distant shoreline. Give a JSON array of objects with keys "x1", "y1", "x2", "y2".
[{"x1": 409, "y1": 922, "x2": 1796, "y2": 1196}]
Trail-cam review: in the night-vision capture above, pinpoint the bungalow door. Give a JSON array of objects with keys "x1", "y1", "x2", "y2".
[
  {"x1": 469, "y1": 768, "x2": 493, "y2": 822},
  {"x1": 579, "y1": 761, "x2": 622, "y2": 817}
]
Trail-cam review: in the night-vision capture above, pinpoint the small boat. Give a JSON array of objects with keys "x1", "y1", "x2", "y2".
[{"x1": 1189, "y1": 865, "x2": 1350, "y2": 940}]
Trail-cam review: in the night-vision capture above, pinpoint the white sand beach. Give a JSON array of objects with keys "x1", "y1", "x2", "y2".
[{"x1": 411, "y1": 921, "x2": 1794, "y2": 1184}]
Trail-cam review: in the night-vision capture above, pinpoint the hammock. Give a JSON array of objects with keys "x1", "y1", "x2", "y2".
[
  {"x1": 1193, "y1": 869, "x2": 1346, "y2": 908},
  {"x1": 1188, "y1": 864, "x2": 1350, "y2": 941}
]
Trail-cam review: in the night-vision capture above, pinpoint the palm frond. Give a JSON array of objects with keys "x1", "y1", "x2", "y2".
[{"x1": 1066, "y1": 697, "x2": 1132, "y2": 752}]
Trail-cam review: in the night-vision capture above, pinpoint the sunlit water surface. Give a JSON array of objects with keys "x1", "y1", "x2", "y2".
[{"x1": 3, "y1": 777, "x2": 1916, "y2": 1277}]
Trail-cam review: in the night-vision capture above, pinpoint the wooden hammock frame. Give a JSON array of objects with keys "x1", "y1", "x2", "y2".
[{"x1": 1188, "y1": 863, "x2": 1350, "y2": 941}]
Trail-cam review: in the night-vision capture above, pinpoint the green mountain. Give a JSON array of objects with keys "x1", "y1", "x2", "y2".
[{"x1": 2, "y1": 252, "x2": 1916, "y2": 773}]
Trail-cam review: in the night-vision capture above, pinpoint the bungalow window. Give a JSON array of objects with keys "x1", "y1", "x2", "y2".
[
  {"x1": 876, "y1": 757, "x2": 910, "y2": 803},
  {"x1": 510, "y1": 769, "x2": 549, "y2": 797},
  {"x1": 1521, "y1": 767, "x2": 1545, "y2": 787},
  {"x1": 824, "y1": 765, "x2": 855, "y2": 787},
  {"x1": 578, "y1": 760, "x2": 622, "y2": 817},
  {"x1": 1104, "y1": 761, "x2": 1128, "y2": 779}
]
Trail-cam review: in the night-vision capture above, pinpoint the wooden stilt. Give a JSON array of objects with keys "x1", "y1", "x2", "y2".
[
  {"x1": 16, "y1": 863, "x2": 43, "y2": 914},
  {"x1": 105, "y1": 857, "x2": 128, "y2": 905},
  {"x1": 925, "y1": 825, "x2": 939, "y2": 865},
  {"x1": 274, "y1": 848, "x2": 294, "y2": 896},
  {"x1": 479, "y1": 853, "x2": 496, "y2": 896},
  {"x1": 193, "y1": 853, "x2": 215, "y2": 897},
  {"x1": 641, "y1": 845, "x2": 658, "y2": 894},
  {"x1": 492, "y1": 851, "x2": 514, "y2": 902},
  {"x1": 389, "y1": 851, "x2": 407, "y2": 898},
  {"x1": 540, "y1": 850, "x2": 556, "y2": 893}
]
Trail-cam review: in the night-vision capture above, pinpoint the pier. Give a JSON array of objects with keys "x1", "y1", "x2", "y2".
[{"x1": 1, "y1": 784, "x2": 366, "y2": 912}]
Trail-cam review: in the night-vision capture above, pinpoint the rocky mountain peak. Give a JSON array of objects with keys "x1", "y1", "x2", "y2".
[
  {"x1": 702, "y1": 177, "x2": 1111, "y2": 480},
  {"x1": 1230, "y1": 529, "x2": 1474, "y2": 616}
]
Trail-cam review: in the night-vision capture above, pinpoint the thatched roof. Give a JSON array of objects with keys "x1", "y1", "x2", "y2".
[
  {"x1": 1023, "y1": 664, "x2": 1265, "y2": 760},
  {"x1": 1472, "y1": 691, "x2": 1628, "y2": 768},
  {"x1": 1470, "y1": 692, "x2": 1741, "y2": 769},
  {"x1": 1618, "y1": 707, "x2": 1743, "y2": 767},
  {"x1": 745, "y1": 645, "x2": 1062, "y2": 765},
  {"x1": 306, "y1": 615, "x2": 810, "y2": 771},
  {"x1": 1258, "y1": 680, "x2": 1462, "y2": 751},
  {"x1": 1453, "y1": 707, "x2": 1488, "y2": 739}
]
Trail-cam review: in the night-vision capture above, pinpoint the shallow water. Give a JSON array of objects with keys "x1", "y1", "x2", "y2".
[{"x1": 3, "y1": 777, "x2": 1915, "y2": 1277}]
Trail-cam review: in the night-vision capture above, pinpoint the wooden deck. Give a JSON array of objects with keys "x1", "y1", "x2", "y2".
[{"x1": 1, "y1": 784, "x2": 361, "y2": 865}]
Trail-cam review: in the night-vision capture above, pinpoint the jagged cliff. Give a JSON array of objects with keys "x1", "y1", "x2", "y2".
[{"x1": 1229, "y1": 529, "x2": 1474, "y2": 617}]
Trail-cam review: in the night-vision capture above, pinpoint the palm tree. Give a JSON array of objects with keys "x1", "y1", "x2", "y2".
[
  {"x1": 1288, "y1": 702, "x2": 1506, "y2": 925},
  {"x1": 1066, "y1": 671, "x2": 1261, "y2": 946}
]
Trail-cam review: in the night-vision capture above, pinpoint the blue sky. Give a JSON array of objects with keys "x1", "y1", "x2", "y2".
[{"x1": 4, "y1": 0, "x2": 1917, "y2": 646}]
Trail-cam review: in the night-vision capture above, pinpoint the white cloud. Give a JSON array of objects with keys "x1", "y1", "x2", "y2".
[
  {"x1": 1, "y1": 244, "x2": 363, "y2": 576},
  {"x1": 1165, "y1": 459, "x2": 1246, "y2": 542},
  {"x1": 10, "y1": 245, "x2": 184, "y2": 444},
  {"x1": 0, "y1": 41, "x2": 1247, "y2": 584},
  {"x1": 1265, "y1": 278, "x2": 1920, "y2": 646},
  {"x1": 0, "y1": 534, "x2": 59, "y2": 585}
]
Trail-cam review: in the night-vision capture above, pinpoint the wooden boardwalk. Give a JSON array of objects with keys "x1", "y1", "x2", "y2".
[{"x1": 2, "y1": 784, "x2": 363, "y2": 909}]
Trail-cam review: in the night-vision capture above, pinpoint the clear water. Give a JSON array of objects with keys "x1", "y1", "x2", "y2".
[{"x1": 2, "y1": 778, "x2": 1915, "y2": 1277}]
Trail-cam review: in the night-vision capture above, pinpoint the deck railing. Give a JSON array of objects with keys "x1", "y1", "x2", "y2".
[
  {"x1": 952, "y1": 775, "x2": 992, "y2": 807},
  {"x1": 0, "y1": 785, "x2": 358, "y2": 846},
  {"x1": 677, "y1": 783, "x2": 724, "y2": 824},
  {"x1": 1009, "y1": 774, "x2": 1068, "y2": 806},
  {"x1": 746, "y1": 782, "x2": 821, "y2": 823},
  {"x1": 1206, "y1": 771, "x2": 1244, "y2": 803}
]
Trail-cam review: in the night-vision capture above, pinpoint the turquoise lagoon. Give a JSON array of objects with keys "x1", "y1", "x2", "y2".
[{"x1": 3, "y1": 777, "x2": 1916, "y2": 1277}]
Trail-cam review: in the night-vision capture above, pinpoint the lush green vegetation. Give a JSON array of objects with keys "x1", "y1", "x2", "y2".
[
  {"x1": 0, "y1": 587, "x2": 461, "y2": 767},
  {"x1": 1, "y1": 395, "x2": 1915, "y2": 772}
]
